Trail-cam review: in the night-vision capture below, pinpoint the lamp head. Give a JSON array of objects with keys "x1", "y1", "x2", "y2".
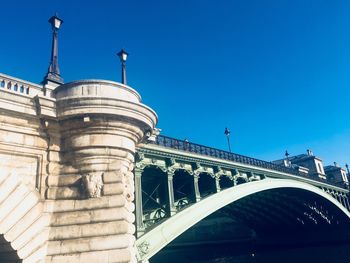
[
  {"x1": 117, "y1": 49, "x2": 128, "y2": 63},
  {"x1": 224, "y1": 127, "x2": 230, "y2": 137},
  {"x1": 48, "y1": 15, "x2": 63, "y2": 30}
]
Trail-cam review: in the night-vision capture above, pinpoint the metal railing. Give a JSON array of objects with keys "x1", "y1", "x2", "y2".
[{"x1": 149, "y1": 135, "x2": 348, "y2": 189}]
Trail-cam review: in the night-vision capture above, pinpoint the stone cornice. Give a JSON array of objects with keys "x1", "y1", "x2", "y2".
[
  {"x1": 56, "y1": 97, "x2": 157, "y2": 129},
  {"x1": 54, "y1": 79, "x2": 141, "y2": 102},
  {"x1": 34, "y1": 95, "x2": 57, "y2": 119},
  {"x1": 0, "y1": 89, "x2": 38, "y2": 116},
  {"x1": 54, "y1": 80, "x2": 158, "y2": 134}
]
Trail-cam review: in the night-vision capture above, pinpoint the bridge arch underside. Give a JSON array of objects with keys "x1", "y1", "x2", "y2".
[
  {"x1": 0, "y1": 235, "x2": 20, "y2": 262},
  {"x1": 144, "y1": 183, "x2": 350, "y2": 263}
]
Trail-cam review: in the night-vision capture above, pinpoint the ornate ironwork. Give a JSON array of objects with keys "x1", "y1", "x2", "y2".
[
  {"x1": 143, "y1": 207, "x2": 168, "y2": 228},
  {"x1": 149, "y1": 135, "x2": 347, "y2": 189}
]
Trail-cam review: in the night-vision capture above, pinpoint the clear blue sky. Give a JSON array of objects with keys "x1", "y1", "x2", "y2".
[{"x1": 1, "y1": 0, "x2": 350, "y2": 166}]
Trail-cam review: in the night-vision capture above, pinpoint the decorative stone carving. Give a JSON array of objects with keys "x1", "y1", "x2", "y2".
[
  {"x1": 232, "y1": 168, "x2": 239, "y2": 176},
  {"x1": 81, "y1": 173, "x2": 103, "y2": 198},
  {"x1": 193, "y1": 162, "x2": 201, "y2": 170},
  {"x1": 215, "y1": 167, "x2": 228, "y2": 180},
  {"x1": 145, "y1": 127, "x2": 161, "y2": 143},
  {"x1": 137, "y1": 240, "x2": 150, "y2": 257},
  {"x1": 234, "y1": 172, "x2": 248, "y2": 185},
  {"x1": 158, "y1": 166, "x2": 167, "y2": 173},
  {"x1": 135, "y1": 152, "x2": 145, "y2": 162},
  {"x1": 167, "y1": 158, "x2": 176, "y2": 167},
  {"x1": 207, "y1": 171, "x2": 216, "y2": 178},
  {"x1": 191, "y1": 169, "x2": 202, "y2": 177},
  {"x1": 165, "y1": 158, "x2": 177, "y2": 174},
  {"x1": 167, "y1": 166, "x2": 176, "y2": 174},
  {"x1": 248, "y1": 172, "x2": 261, "y2": 182},
  {"x1": 135, "y1": 161, "x2": 148, "y2": 170}
]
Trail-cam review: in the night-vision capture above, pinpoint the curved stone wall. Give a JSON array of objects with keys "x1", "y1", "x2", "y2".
[{"x1": 44, "y1": 80, "x2": 157, "y2": 262}]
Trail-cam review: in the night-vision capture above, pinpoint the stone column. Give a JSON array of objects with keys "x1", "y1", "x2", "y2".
[
  {"x1": 46, "y1": 80, "x2": 157, "y2": 263},
  {"x1": 166, "y1": 170, "x2": 176, "y2": 215},
  {"x1": 232, "y1": 169, "x2": 239, "y2": 186},
  {"x1": 193, "y1": 174, "x2": 201, "y2": 202},
  {"x1": 135, "y1": 167, "x2": 145, "y2": 236},
  {"x1": 215, "y1": 176, "x2": 221, "y2": 193}
]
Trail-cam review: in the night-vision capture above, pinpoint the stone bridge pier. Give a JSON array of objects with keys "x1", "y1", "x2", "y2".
[
  {"x1": 0, "y1": 78, "x2": 157, "y2": 263},
  {"x1": 44, "y1": 80, "x2": 157, "y2": 262}
]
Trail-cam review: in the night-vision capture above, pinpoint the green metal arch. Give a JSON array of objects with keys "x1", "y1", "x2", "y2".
[{"x1": 135, "y1": 178, "x2": 350, "y2": 262}]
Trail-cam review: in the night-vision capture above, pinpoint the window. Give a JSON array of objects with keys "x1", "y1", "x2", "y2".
[
  {"x1": 342, "y1": 171, "x2": 348, "y2": 182},
  {"x1": 7, "y1": 82, "x2": 11, "y2": 90},
  {"x1": 14, "y1": 84, "x2": 18, "y2": 91},
  {"x1": 0, "y1": 81, "x2": 4, "y2": 88},
  {"x1": 317, "y1": 163, "x2": 323, "y2": 174},
  {"x1": 20, "y1": 86, "x2": 24, "y2": 93},
  {"x1": 26, "y1": 87, "x2": 29, "y2": 94}
]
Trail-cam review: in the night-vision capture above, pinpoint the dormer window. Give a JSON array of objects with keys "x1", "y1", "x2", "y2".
[
  {"x1": 284, "y1": 159, "x2": 291, "y2": 167},
  {"x1": 317, "y1": 162, "x2": 324, "y2": 174},
  {"x1": 341, "y1": 170, "x2": 348, "y2": 183}
]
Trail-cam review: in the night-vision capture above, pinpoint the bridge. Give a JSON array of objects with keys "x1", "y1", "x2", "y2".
[
  {"x1": 133, "y1": 135, "x2": 350, "y2": 262},
  {"x1": 0, "y1": 15, "x2": 350, "y2": 263}
]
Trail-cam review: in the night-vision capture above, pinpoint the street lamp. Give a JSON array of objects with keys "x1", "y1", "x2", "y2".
[
  {"x1": 117, "y1": 49, "x2": 129, "y2": 85},
  {"x1": 224, "y1": 127, "x2": 232, "y2": 153},
  {"x1": 44, "y1": 14, "x2": 64, "y2": 84}
]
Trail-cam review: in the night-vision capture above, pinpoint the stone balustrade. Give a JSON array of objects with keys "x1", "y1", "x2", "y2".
[{"x1": 0, "y1": 73, "x2": 43, "y2": 97}]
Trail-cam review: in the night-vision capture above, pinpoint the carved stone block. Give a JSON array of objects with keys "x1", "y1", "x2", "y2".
[{"x1": 81, "y1": 173, "x2": 103, "y2": 198}]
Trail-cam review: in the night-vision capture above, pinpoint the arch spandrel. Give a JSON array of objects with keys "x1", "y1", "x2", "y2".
[
  {"x1": 0, "y1": 172, "x2": 45, "y2": 262},
  {"x1": 136, "y1": 178, "x2": 350, "y2": 262}
]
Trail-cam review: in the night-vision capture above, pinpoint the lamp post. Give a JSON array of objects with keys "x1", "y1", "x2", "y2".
[
  {"x1": 224, "y1": 127, "x2": 231, "y2": 153},
  {"x1": 117, "y1": 49, "x2": 128, "y2": 85},
  {"x1": 45, "y1": 14, "x2": 64, "y2": 84}
]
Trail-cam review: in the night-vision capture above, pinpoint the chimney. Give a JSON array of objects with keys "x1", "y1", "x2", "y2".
[{"x1": 334, "y1": 162, "x2": 338, "y2": 167}]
